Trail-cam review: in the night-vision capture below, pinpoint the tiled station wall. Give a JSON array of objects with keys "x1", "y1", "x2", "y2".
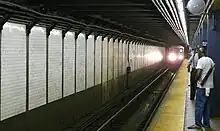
[{"x1": 0, "y1": 22, "x2": 165, "y2": 121}]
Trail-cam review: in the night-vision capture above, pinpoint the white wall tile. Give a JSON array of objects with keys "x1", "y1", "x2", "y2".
[
  {"x1": 102, "y1": 37, "x2": 108, "y2": 83},
  {"x1": 48, "y1": 29, "x2": 62, "y2": 103},
  {"x1": 87, "y1": 35, "x2": 94, "y2": 88},
  {"x1": 76, "y1": 33, "x2": 85, "y2": 92},
  {"x1": 113, "y1": 39, "x2": 119, "y2": 78},
  {"x1": 1, "y1": 22, "x2": 26, "y2": 120},
  {"x1": 108, "y1": 38, "x2": 113, "y2": 81},
  {"x1": 64, "y1": 31, "x2": 75, "y2": 96},
  {"x1": 29, "y1": 26, "x2": 46, "y2": 110},
  {"x1": 95, "y1": 36, "x2": 101, "y2": 85}
]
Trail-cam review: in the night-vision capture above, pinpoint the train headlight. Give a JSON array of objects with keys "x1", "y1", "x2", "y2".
[
  {"x1": 168, "y1": 53, "x2": 177, "y2": 61},
  {"x1": 178, "y1": 55, "x2": 184, "y2": 60}
]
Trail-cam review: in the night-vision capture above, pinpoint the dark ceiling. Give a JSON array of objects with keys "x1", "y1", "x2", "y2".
[{"x1": 1, "y1": 0, "x2": 202, "y2": 46}]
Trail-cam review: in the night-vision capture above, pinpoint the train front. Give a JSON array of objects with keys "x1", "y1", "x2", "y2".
[{"x1": 167, "y1": 47, "x2": 184, "y2": 70}]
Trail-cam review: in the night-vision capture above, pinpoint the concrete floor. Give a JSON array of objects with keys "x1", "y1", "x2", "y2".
[{"x1": 184, "y1": 86, "x2": 220, "y2": 131}]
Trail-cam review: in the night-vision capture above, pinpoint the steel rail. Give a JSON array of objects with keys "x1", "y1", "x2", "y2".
[{"x1": 96, "y1": 68, "x2": 169, "y2": 131}]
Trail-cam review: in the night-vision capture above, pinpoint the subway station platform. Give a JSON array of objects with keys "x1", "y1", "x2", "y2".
[{"x1": 147, "y1": 60, "x2": 220, "y2": 131}]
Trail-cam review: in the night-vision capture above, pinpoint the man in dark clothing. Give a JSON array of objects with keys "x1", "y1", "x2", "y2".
[
  {"x1": 188, "y1": 49, "x2": 199, "y2": 100},
  {"x1": 188, "y1": 46, "x2": 215, "y2": 129}
]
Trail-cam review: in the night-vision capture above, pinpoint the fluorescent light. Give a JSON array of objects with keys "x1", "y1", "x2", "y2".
[
  {"x1": 153, "y1": 0, "x2": 181, "y2": 37},
  {"x1": 175, "y1": 0, "x2": 189, "y2": 45},
  {"x1": 152, "y1": 0, "x2": 187, "y2": 43},
  {"x1": 152, "y1": 0, "x2": 189, "y2": 45},
  {"x1": 166, "y1": 0, "x2": 185, "y2": 37}
]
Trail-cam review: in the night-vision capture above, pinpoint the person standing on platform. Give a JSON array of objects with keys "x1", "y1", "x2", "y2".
[
  {"x1": 188, "y1": 48, "x2": 199, "y2": 100},
  {"x1": 188, "y1": 47, "x2": 215, "y2": 129}
]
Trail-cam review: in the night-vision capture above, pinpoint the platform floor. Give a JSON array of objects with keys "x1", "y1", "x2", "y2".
[
  {"x1": 184, "y1": 87, "x2": 220, "y2": 131},
  {"x1": 147, "y1": 60, "x2": 187, "y2": 131},
  {"x1": 147, "y1": 60, "x2": 220, "y2": 131}
]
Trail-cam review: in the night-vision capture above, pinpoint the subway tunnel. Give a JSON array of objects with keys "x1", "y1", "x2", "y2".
[{"x1": 0, "y1": 0, "x2": 219, "y2": 131}]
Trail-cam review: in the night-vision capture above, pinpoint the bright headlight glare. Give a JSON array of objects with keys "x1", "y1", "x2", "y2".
[
  {"x1": 168, "y1": 53, "x2": 177, "y2": 61},
  {"x1": 178, "y1": 54, "x2": 184, "y2": 60}
]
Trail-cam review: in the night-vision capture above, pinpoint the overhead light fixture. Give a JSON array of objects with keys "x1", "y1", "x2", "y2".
[
  {"x1": 166, "y1": 0, "x2": 185, "y2": 37},
  {"x1": 192, "y1": 0, "x2": 214, "y2": 44},
  {"x1": 152, "y1": 0, "x2": 183, "y2": 41},
  {"x1": 175, "y1": 0, "x2": 189, "y2": 45},
  {"x1": 169, "y1": 0, "x2": 187, "y2": 42},
  {"x1": 152, "y1": 0, "x2": 188, "y2": 44},
  {"x1": 186, "y1": 0, "x2": 206, "y2": 15}
]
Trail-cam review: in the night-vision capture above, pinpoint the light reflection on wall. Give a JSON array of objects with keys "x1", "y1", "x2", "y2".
[
  {"x1": 134, "y1": 50, "x2": 163, "y2": 66},
  {"x1": 145, "y1": 51, "x2": 163, "y2": 64}
]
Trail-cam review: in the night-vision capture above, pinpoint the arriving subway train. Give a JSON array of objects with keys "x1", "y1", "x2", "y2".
[{"x1": 166, "y1": 46, "x2": 184, "y2": 70}]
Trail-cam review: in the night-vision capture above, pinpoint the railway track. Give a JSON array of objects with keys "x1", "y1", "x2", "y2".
[{"x1": 66, "y1": 67, "x2": 178, "y2": 131}]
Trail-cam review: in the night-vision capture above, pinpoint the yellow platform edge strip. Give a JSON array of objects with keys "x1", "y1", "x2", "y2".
[{"x1": 147, "y1": 60, "x2": 187, "y2": 131}]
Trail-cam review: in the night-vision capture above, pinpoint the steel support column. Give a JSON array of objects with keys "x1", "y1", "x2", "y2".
[
  {"x1": 74, "y1": 33, "x2": 79, "y2": 93},
  {"x1": 46, "y1": 24, "x2": 56, "y2": 104},
  {"x1": 26, "y1": 21, "x2": 37, "y2": 111}
]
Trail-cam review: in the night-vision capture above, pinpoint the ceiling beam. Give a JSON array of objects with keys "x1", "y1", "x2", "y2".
[
  {"x1": 98, "y1": 14, "x2": 162, "y2": 18},
  {"x1": 68, "y1": 11, "x2": 161, "y2": 16},
  {"x1": 49, "y1": 6, "x2": 154, "y2": 10},
  {"x1": 66, "y1": 9, "x2": 155, "y2": 12},
  {"x1": 54, "y1": 4, "x2": 147, "y2": 7}
]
